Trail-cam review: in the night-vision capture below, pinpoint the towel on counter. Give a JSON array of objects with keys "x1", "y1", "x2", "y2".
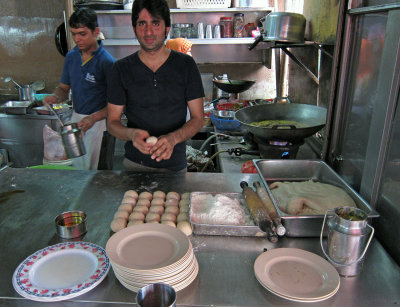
[{"x1": 166, "y1": 38, "x2": 193, "y2": 55}]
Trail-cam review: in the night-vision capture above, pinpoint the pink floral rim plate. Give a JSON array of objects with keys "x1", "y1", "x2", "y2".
[{"x1": 12, "y1": 242, "x2": 110, "y2": 302}]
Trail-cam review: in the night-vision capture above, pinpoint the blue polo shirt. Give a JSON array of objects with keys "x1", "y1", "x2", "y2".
[{"x1": 61, "y1": 41, "x2": 115, "y2": 115}]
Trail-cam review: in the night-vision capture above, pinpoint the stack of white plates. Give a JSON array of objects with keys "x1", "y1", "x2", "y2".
[
  {"x1": 254, "y1": 248, "x2": 340, "y2": 303},
  {"x1": 106, "y1": 223, "x2": 198, "y2": 292}
]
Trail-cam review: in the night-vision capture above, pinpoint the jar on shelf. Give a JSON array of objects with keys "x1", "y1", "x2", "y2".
[
  {"x1": 219, "y1": 17, "x2": 233, "y2": 38},
  {"x1": 171, "y1": 23, "x2": 194, "y2": 39},
  {"x1": 233, "y1": 13, "x2": 245, "y2": 38}
]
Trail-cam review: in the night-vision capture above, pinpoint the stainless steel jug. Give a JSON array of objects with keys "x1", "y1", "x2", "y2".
[
  {"x1": 320, "y1": 206, "x2": 374, "y2": 277},
  {"x1": 18, "y1": 85, "x2": 36, "y2": 101},
  {"x1": 60, "y1": 123, "x2": 86, "y2": 158}
]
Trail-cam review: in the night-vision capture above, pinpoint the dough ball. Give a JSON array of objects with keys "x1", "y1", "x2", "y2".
[
  {"x1": 133, "y1": 205, "x2": 149, "y2": 215},
  {"x1": 161, "y1": 213, "x2": 177, "y2": 223},
  {"x1": 121, "y1": 196, "x2": 137, "y2": 206},
  {"x1": 153, "y1": 190, "x2": 166, "y2": 199},
  {"x1": 165, "y1": 206, "x2": 180, "y2": 215},
  {"x1": 146, "y1": 136, "x2": 158, "y2": 145},
  {"x1": 114, "y1": 210, "x2": 130, "y2": 220},
  {"x1": 151, "y1": 198, "x2": 165, "y2": 206},
  {"x1": 165, "y1": 198, "x2": 179, "y2": 207},
  {"x1": 166, "y1": 191, "x2": 180, "y2": 201},
  {"x1": 181, "y1": 192, "x2": 190, "y2": 200},
  {"x1": 128, "y1": 220, "x2": 144, "y2": 226},
  {"x1": 179, "y1": 199, "x2": 189, "y2": 207},
  {"x1": 178, "y1": 206, "x2": 189, "y2": 213},
  {"x1": 118, "y1": 203, "x2": 134, "y2": 214},
  {"x1": 177, "y1": 212, "x2": 189, "y2": 222},
  {"x1": 129, "y1": 211, "x2": 145, "y2": 221},
  {"x1": 145, "y1": 213, "x2": 161, "y2": 223},
  {"x1": 137, "y1": 198, "x2": 151, "y2": 207},
  {"x1": 139, "y1": 191, "x2": 153, "y2": 200},
  {"x1": 161, "y1": 220, "x2": 176, "y2": 228},
  {"x1": 124, "y1": 190, "x2": 138, "y2": 199},
  {"x1": 110, "y1": 218, "x2": 127, "y2": 232},
  {"x1": 177, "y1": 221, "x2": 192, "y2": 236},
  {"x1": 149, "y1": 205, "x2": 165, "y2": 215}
]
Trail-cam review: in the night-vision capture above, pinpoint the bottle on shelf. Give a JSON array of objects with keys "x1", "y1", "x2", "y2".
[{"x1": 233, "y1": 13, "x2": 245, "y2": 38}]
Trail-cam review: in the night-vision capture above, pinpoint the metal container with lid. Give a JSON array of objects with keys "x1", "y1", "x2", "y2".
[{"x1": 233, "y1": 13, "x2": 245, "y2": 37}]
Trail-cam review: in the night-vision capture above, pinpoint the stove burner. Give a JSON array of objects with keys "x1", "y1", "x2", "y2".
[{"x1": 253, "y1": 135, "x2": 304, "y2": 159}]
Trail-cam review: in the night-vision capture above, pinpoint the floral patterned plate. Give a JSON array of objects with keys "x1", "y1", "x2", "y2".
[{"x1": 12, "y1": 241, "x2": 110, "y2": 302}]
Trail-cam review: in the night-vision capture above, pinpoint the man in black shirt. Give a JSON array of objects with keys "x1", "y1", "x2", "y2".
[{"x1": 107, "y1": 0, "x2": 204, "y2": 172}]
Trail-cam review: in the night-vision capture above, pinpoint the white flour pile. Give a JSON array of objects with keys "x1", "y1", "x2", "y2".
[{"x1": 190, "y1": 193, "x2": 254, "y2": 226}]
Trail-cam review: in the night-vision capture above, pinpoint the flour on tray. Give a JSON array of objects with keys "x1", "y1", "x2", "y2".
[{"x1": 190, "y1": 193, "x2": 254, "y2": 226}]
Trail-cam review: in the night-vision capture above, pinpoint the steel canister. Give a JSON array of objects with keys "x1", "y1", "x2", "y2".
[{"x1": 320, "y1": 206, "x2": 374, "y2": 277}]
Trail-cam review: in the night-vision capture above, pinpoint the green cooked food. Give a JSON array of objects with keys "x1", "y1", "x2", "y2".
[{"x1": 250, "y1": 120, "x2": 307, "y2": 128}]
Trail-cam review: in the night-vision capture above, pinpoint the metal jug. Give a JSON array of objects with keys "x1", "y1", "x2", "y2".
[
  {"x1": 60, "y1": 123, "x2": 86, "y2": 158},
  {"x1": 320, "y1": 206, "x2": 374, "y2": 277},
  {"x1": 18, "y1": 85, "x2": 36, "y2": 101}
]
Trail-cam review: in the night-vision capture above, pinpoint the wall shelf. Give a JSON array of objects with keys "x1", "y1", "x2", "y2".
[
  {"x1": 103, "y1": 37, "x2": 257, "y2": 46},
  {"x1": 96, "y1": 8, "x2": 274, "y2": 14}
]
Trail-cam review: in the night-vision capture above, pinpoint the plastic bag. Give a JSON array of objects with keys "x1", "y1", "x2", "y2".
[{"x1": 43, "y1": 124, "x2": 68, "y2": 161}]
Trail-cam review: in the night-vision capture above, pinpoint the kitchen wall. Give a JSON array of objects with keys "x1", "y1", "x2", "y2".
[{"x1": 0, "y1": 0, "x2": 66, "y2": 101}]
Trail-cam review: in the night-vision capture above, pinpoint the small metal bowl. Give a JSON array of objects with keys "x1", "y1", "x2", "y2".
[
  {"x1": 212, "y1": 110, "x2": 235, "y2": 119},
  {"x1": 55, "y1": 211, "x2": 87, "y2": 239},
  {"x1": 136, "y1": 283, "x2": 176, "y2": 307}
]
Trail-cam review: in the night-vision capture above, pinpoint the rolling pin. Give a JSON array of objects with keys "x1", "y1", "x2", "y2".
[
  {"x1": 253, "y1": 181, "x2": 286, "y2": 236},
  {"x1": 240, "y1": 181, "x2": 277, "y2": 243}
]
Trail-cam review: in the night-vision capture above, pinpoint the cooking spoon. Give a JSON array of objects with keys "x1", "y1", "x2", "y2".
[
  {"x1": 43, "y1": 101, "x2": 64, "y2": 127},
  {"x1": 4, "y1": 77, "x2": 22, "y2": 88}
]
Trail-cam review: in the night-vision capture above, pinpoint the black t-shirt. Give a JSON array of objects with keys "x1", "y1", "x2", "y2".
[{"x1": 108, "y1": 50, "x2": 205, "y2": 171}]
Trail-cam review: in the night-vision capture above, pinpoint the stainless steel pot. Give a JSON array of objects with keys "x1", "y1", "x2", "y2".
[
  {"x1": 260, "y1": 12, "x2": 306, "y2": 43},
  {"x1": 60, "y1": 123, "x2": 86, "y2": 158}
]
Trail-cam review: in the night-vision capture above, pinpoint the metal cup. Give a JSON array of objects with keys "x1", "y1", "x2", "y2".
[
  {"x1": 136, "y1": 283, "x2": 176, "y2": 307},
  {"x1": 205, "y1": 24, "x2": 213, "y2": 39},
  {"x1": 213, "y1": 25, "x2": 221, "y2": 39},
  {"x1": 197, "y1": 22, "x2": 204, "y2": 39},
  {"x1": 55, "y1": 211, "x2": 87, "y2": 239}
]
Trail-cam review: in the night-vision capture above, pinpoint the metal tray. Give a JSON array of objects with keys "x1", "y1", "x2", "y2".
[
  {"x1": 0, "y1": 101, "x2": 33, "y2": 115},
  {"x1": 33, "y1": 104, "x2": 71, "y2": 115},
  {"x1": 253, "y1": 159, "x2": 379, "y2": 237},
  {"x1": 189, "y1": 192, "x2": 266, "y2": 237}
]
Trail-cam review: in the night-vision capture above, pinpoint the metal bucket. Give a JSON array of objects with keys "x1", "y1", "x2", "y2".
[
  {"x1": 60, "y1": 123, "x2": 86, "y2": 158},
  {"x1": 18, "y1": 85, "x2": 36, "y2": 101},
  {"x1": 320, "y1": 206, "x2": 374, "y2": 277},
  {"x1": 260, "y1": 12, "x2": 306, "y2": 43}
]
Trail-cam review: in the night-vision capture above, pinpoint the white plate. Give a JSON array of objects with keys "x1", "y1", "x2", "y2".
[
  {"x1": 12, "y1": 242, "x2": 110, "y2": 302},
  {"x1": 106, "y1": 223, "x2": 190, "y2": 271},
  {"x1": 254, "y1": 248, "x2": 340, "y2": 302}
]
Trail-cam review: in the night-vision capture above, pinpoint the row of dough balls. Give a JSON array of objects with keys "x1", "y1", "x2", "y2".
[{"x1": 110, "y1": 190, "x2": 192, "y2": 236}]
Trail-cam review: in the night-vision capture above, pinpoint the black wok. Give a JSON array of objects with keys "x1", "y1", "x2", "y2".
[
  {"x1": 234, "y1": 103, "x2": 327, "y2": 141},
  {"x1": 213, "y1": 79, "x2": 255, "y2": 94}
]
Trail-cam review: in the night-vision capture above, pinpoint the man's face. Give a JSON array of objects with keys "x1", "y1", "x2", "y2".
[
  {"x1": 133, "y1": 9, "x2": 170, "y2": 53},
  {"x1": 70, "y1": 26, "x2": 99, "y2": 52}
]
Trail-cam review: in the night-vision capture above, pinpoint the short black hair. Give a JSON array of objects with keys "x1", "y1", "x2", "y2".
[
  {"x1": 69, "y1": 7, "x2": 98, "y2": 31},
  {"x1": 131, "y1": 0, "x2": 171, "y2": 28}
]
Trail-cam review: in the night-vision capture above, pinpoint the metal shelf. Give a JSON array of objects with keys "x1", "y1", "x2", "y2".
[
  {"x1": 103, "y1": 37, "x2": 257, "y2": 46},
  {"x1": 96, "y1": 7, "x2": 273, "y2": 14}
]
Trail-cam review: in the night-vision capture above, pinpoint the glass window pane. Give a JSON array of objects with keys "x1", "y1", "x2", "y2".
[{"x1": 335, "y1": 13, "x2": 387, "y2": 189}]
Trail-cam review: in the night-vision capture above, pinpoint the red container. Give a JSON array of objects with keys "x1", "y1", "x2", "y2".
[{"x1": 220, "y1": 17, "x2": 233, "y2": 38}]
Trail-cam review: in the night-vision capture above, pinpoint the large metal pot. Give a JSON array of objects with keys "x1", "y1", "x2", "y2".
[
  {"x1": 18, "y1": 85, "x2": 36, "y2": 101},
  {"x1": 234, "y1": 103, "x2": 327, "y2": 141},
  {"x1": 260, "y1": 12, "x2": 306, "y2": 43}
]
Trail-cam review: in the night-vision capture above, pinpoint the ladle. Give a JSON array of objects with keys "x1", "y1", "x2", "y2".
[
  {"x1": 4, "y1": 77, "x2": 22, "y2": 88},
  {"x1": 43, "y1": 101, "x2": 64, "y2": 127}
]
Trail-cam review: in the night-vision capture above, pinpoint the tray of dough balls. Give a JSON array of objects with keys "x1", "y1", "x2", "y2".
[
  {"x1": 111, "y1": 190, "x2": 193, "y2": 236},
  {"x1": 189, "y1": 192, "x2": 267, "y2": 237}
]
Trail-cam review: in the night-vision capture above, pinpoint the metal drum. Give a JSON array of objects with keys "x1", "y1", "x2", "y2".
[{"x1": 320, "y1": 206, "x2": 375, "y2": 277}]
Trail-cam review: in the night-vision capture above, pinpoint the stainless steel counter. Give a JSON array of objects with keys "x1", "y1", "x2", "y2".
[{"x1": 0, "y1": 167, "x2": 399, "y2": 306}]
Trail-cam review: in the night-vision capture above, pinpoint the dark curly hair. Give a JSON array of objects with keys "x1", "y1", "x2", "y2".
[
  {"x1": 69, "y1": 7, "x2": 98, "y2": 31},
  {"x1": 131, "y1": 0, "x2": 171, "y2": 28}
]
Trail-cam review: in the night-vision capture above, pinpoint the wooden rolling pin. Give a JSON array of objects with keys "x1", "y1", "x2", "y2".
[
  {"x1": 240, "y1": 181, "x2": 277, "y2": 243},
  {"x1": 253, "y1": 181, "x2": 286, "y2": 236}
]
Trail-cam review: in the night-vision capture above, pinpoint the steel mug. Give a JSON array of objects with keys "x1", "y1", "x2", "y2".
[
  {"x1": 205, "y1": 24, "x2": 213, "y2": 39},
  {"x1": 213, "y1": 25, "x2": 221, "y2": 38},
  {"x1": 197, "y1": 22, "x2": 204, "y2": 39}
]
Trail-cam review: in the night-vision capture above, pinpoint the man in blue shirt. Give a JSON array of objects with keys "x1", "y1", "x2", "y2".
[{"x1": 44, "y1": 7, "x2": 115, "y2": 170}]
